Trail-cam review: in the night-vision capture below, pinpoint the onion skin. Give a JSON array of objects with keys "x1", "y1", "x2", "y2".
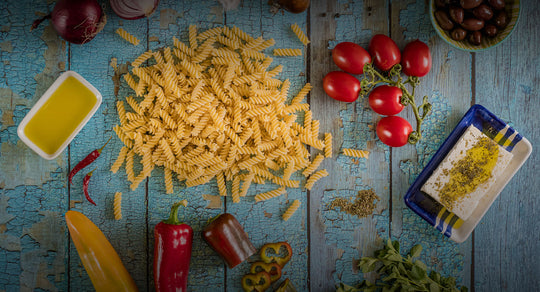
[
  {"x1": 269, "y1": 0, "x2": 310, "y2": 13},
  {"x1": 110, "y1": 0, "x2": 160, "y2": 20},
  {"x1": 51, "y1": 0, "x2": 106, "y2": 44}
]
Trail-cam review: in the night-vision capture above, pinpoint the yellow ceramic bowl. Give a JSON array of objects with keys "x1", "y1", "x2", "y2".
[{"x1": 430, "y1": 0, "x2": 520, "y2": 52}]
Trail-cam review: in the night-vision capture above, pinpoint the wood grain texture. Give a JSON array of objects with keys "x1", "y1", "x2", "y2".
[
  {"x1": 0, "y1": 1, "x2": 69, "y2": 291},
  {"x1": 68, "y1": 5, "x2": 149, "y2": 290},
  {"x1": 473, "y1": 0, "x2": 540, "y2": 290},
  {"x1": 1, "y1": 0, "x2": 539, "y2": 291},
  {"x1": 309, "y1": 0, "x2": 390, "y2": 290},
  {"x1": 391, "y1": 0, "x2": 473, "y2": 288}
]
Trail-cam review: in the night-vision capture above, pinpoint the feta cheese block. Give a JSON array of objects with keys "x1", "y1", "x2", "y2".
[{"x1": 421, "y1": 125, "x2": 513, "y2": 220}]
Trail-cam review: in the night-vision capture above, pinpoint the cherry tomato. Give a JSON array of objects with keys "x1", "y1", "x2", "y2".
[
  {"x1": 322, "y1": 71, "x2": 361, "y2": 102},
  {"x1": 401, "y1": 40, "x2": 432, "y2": 77},
  {"x1": 376, "y1": 116, "x2": 413, "y2": 147},
  {"x1": 332, "y1": 42, "x2": 372, "y2": 75},
  {"x1": 368, "y1": 34, "x2": 401, "y2": 71},
  {"x1": 368, "y1": 85, "x2": 404, "y2": 116}
]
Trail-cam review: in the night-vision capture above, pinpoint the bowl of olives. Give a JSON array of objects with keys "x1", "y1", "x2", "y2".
[{"x1": 430, "y1": 0, "x2": 520, "y2": 51}]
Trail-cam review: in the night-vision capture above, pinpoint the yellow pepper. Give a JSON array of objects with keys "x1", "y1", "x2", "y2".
[{"x1": 65, "y1": 210, "x2": 138, "y2": 292}]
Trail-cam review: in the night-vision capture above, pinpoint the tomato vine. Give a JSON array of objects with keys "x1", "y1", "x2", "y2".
[{"x1": 360, "y1": 63, "x2": 432, "y2": 144}]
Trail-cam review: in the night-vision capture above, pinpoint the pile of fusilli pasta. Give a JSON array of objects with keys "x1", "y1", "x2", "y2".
[{"x1": 111, "y1": 25, "x2": 330, "y2": 201}]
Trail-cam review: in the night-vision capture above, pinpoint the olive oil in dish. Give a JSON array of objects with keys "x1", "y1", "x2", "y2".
[{"x1": 18, "y1": 71, "x2": 102, "y2": 159}]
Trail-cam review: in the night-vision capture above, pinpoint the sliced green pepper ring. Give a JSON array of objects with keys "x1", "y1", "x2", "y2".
[
  {"x1": 275, "y1": 278, "x2": 297, "y2": 292},
  {"x1": 241, "y1": 271, "x2": 272, "y2": 292},
  {"x1": 250, "y1": 261, "x2": 282, "y2": 283},
  {"x1": 260, "y1": 242, "x2": 292, "y2": 267}
]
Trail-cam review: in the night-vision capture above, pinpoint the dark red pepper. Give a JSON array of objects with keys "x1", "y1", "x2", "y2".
[
  {"x1": 82, "y1": 168, "x2": 97, "y2": 206},
  {"x1": 202, "y1": 213, "x2": 256, "y2": 268},
  {"x1": 69, "y1": 136, "x2": 112, "y2": 184},
  {"x1": 154, "y1": 200, "x2": 193, "y2": 292}
]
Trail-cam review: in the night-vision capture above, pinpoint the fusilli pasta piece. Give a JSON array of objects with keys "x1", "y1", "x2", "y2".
[
  {"x1": 305, "y1": 169, "x2": 329, "y2": 190},
  {"x1": 342, "y1": 148, "x2": 370, "y2": 158},
  {"x1": 273, "y1": 48, "x2": 302, "y2": 56},
  {"x1": 291, "y1": 23, "x2": 310, "y2": 45},
  {"x1": 282, "y1": 199, "x2": 301, "y2": 221},
  {"x1": 116, "y1": 28, "x2": 140, "y2": 46},
  {"x1": 114, "y1": 192, "x2": 122, "y2": 220}
]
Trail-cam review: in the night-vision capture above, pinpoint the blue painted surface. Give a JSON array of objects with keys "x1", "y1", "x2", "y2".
[{"x1": 0, "y1": 0, "x2": 539, "y2": 291}]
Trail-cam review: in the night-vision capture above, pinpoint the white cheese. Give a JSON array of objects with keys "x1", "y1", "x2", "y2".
[{"x1": 421, "y1": 125, "x2": 513, "y2": 220}]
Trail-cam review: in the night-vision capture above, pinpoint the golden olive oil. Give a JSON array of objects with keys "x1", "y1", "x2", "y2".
[{"x1": 24, "y1": 76, "x2": 97, "y2": 154}]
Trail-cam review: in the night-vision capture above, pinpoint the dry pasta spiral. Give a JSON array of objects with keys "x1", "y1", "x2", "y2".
[
  {"x1": 282, "y1": 199, "x2": 301, "y2": 221},
  {"x1": 324, "y1": 133, "x2": 333, "y2": 158},
  {"x1": 305, "y1": 169, "x2": 329, "y2": 190},
  {"x1": 291, "y1": 23, "x2": 310, "y2": 45},
  {"x1": 113, "y1": 192, "x2": 122, "y2": 220},
  {"x1": 342, "y1": 148, "x2": 370, "y2": 158},
  {"x1": 273, "y1": 48, "x2": 302, "y2": 57},
  {"x1": 254, "y1": 187, "x2": 286, "y2": 202},
  {"x1": 116, "y1": 28, "x2": 140, "y2": 46}
]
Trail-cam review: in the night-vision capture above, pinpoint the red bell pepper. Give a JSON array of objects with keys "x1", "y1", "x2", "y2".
[
  {"x1": 154, "y1": 200, "x2": 193, "y2": 292},
  {"x1": 202, "y1": 213, "x2": 256, "y2": 268}
]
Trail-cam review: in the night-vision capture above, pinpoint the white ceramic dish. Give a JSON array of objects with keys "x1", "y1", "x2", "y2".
[
  {"x1": 404, "y1": 105, "x2": 532, "y2": 243},
  {"x1": 17, "y1": 71, "x2": 102, "y2": 160}
]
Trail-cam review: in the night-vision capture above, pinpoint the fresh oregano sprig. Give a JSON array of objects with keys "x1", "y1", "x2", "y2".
[
  {"x1": 336, "y1": 239, "x2": 468, "y2": 292},
  {"x1": 360, "y1": 63, "x2": 432, "y2": 145}
]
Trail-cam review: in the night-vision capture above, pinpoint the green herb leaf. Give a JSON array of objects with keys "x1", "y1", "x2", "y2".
[
  {"x1": 340, "y1": 240, "x2": 468, "y2": 292},
  {"x1": 409, "y1": 244, "x2": 422, "y2": 258},
  {"x1": 359, "y1": 257, "x2": 379, "y2": 273}
]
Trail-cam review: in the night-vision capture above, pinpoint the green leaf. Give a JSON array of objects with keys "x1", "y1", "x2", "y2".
[
  {"x1": 430, "y1": 271, "x2": 441, "y2": 283},
  {"x1": 414, "y1": 259, "x2": 427, "y2": 271},
  {"x1": 359, "y1": 257, "x2": 380, "y2": 273},
  {"x1": 410, "y1": 265, "x2": 427, "y2": 281},
  {"x1": 385, "y1": 253, "x2": 403, "y2": 262},
  {"x1": 386, "y1": 239, "x2": 395, "y2": 251},
  {"x1": 409, "y1": 244, "x2": 422, "y2": 258},
  {"x1": 430, "y1": 282, "x2": 441, "y2": 292},
  {"x1": 335, "y1": 283, "x2": 360, "y2": 292},
  {"x1": 392, "y1": 240, "x2": 400, "y2": 253}
]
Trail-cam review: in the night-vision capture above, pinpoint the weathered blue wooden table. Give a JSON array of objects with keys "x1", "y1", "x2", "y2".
[{"x1": 1, "y1": 0, "x2": 538, "y2": 291}]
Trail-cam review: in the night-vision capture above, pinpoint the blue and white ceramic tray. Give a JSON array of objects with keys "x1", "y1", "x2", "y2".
[{"x1": 404, "y1": 104, "x2": 532, "y2": 243}]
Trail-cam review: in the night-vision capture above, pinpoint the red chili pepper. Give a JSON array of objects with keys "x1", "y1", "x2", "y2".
[
  {"x1": 83, "y1": 168, "x2": 97, "y2": 206},
  {"x1": 154, "y1": 200, "x2": 193, "y2": 292},
  {"x1": 260, "y1": 242, "x2": 292, "y2": 267},
  {"x1": 202, "y1": 213, "x2": 256, "y2": 269},
  {"x1": 69, "y1": 136, "x2": 112, "y2": 184}
]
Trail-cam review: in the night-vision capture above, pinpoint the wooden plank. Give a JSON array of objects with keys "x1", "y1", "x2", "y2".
[
  {"x1": 390, "y1": 0, "x2": 473, "y2": 289},
  {"x1": 224, "y1": 1, "x2": 310, "y2": 290},
  {"x1": 309, "y1": 0, "x2": 390, "y2": 290},
  {"x1": 473, "y1": 0, "x2": 540, "y2": 290},
  {"x1": 0, "y1": 1, "x2": 69, "y2": 291},
  {"x1": 67, "y1": 7, "x2": 149, "y2": 291},
  {"x1": 145, "y1": 1, "x2": 226, "y2": 290}
]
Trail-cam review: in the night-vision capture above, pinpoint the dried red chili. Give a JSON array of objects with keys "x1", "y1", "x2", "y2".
[
  {"x1": 83, "y1": 168, "x2": 97, "y2": 206},
  {"x1": 69, "y1": 136, "x2": 112, "y2": 184}
]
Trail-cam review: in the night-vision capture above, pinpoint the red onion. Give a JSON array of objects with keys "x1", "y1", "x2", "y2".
[
  {"x1": 31, "y1": 0, "x2": 106, "y2": 44},
  {"x1": 110, "y1": 0, "x2": 159, "y2": 20}
]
